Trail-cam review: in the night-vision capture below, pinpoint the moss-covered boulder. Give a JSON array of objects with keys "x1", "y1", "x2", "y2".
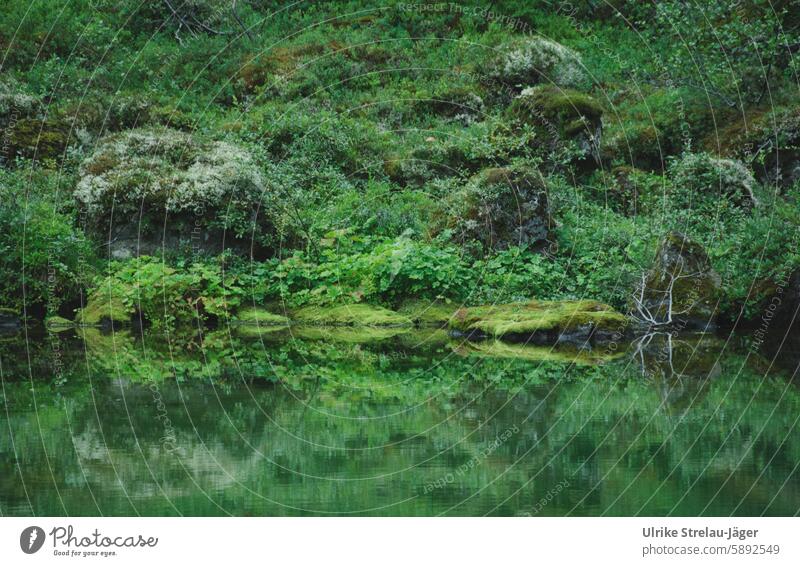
[
  {"x1": 75, "y1": 127, "x2": 265, "y2": 258},
  {"x1": 234, "y1": 307, "x2": 289, "y2": 325},
  {"x1": 5, "y1": 118, "x2": 70, "y2": 161},
  {"x1": 418, "y1": 85, "x2": 485, "y2": 122},
  {"x1": 440, "y1": 165, "x2": 552, "y2": 253},
  {"x1": 483, "y1": 37, "x2": 586, "y2": 91},
  {"x1": 602, "y1": 123, "x2": 665, "y2": 171},
  {"x1": 1, "y1": 80, "x2": 73, "y2": 162},
  {"x1": 633, "y1": 231, "x2": 721, "y2": 328},
  {"x1": 291, "y1": 304, "x2": 413, "y2": 326},
  {"x1": 670, "y1": 152, "x2": 759, "y2": 208},
  {"x1": 397, "y1": 299, "x2": 457, "y2": 326},
  {"x1": 508, "y1": 85, "x2": 603, "y2": 163},
  {"x1": 449, "y1": 300, "x2": 628, "y2": 343}
]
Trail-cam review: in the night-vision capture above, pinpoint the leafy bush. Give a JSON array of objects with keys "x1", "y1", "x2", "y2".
[
  {"x1": 669, "y1": 152, "x2": 759, "y2": 211},
  {"x1": 0, "y1": 169, "x2": 94, "y2": 313},
  {"x1": 81, "y1": 256, "x2": 249, "y2": 328},
  {"x1": 263, "y1": 235, "x2": 472, "y2": 308}
]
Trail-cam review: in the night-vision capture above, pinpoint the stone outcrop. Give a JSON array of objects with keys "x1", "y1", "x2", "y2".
[
  {"x1": 483, "y1": 37, "x2": 586, "y2": 90},
  {"x1": 508, "y1": 85, "x2": 603, "y2": 163},
  {"x1": 441, "y1": 165, "x2": 552, "y2": 253},
  {"x1": 632, "y1": 231, "x2": 721, "y2": 328},
  {"x1": 75, "y1": 127, "x2": 265, "y2": 258}
]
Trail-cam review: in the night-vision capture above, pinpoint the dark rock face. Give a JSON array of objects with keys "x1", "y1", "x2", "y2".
[
  {"x1": 99, "y1": 223, "x2": 255, "y2": 260},
  {"x1": 632, "y1": 231, "x2": 721, "y2": 328},
  {"x1": 442, "y1": 166, "x2": 552, "y2": 253}
]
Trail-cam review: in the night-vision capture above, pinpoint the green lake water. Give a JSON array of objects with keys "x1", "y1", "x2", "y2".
[{"x1": 1, "y1": 325, "x2": 798, "y2": 516}]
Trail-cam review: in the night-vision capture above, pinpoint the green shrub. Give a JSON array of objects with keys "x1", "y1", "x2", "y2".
[
  {"x1": 0, "y1": 169, "x2": 94, "y2": 313},
  {"x1": 669, "y1": 152, "x2": 759, "y2": 211},
  {"x1": 263, "y1": 235, "x2": 472, "y2": 308},
  {"x1": 80, "y1": 256, "x2": 249, "y2": 328}
]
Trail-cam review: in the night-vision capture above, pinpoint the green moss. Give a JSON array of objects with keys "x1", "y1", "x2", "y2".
[
  {"x1": 449, "y1": 300, "x2": 628, "y2": 338},
  {"x1": 291, "y1": 304, "x2": 413, "y2": 326},
  {"x1": 509, "y1": 85, "x2": 603, "y2": 137},
  {"x1": 235, "y1": 307, "x2": 289, "y2": 325},
  {"x1": 233, "y1": 324, "x2": 289, "y2": 338},
  {"x1": 397, "y1": 300, "x2": 457, "y2": 326},
  {"x1": 290, "y1": 326, "x2": 409, "y2": 343},
  {"x1": 452, "y1": 339, "x2": 625, "y2": 365},
  {"x1": 44, "y1": 316, "x2": 76, "y2": 329},
  {"x1": 75, "y1": 294, "x2": 131, "y2": 326},
  {"x1": 8, "y1": 118, "x2": 69, "y2": 160}
]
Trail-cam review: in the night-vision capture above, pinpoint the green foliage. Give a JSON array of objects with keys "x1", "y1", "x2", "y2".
[
  {"x1": 0, "y1": 168, "x2": 94, "y2": 313},
  {"x1": 1, "y1": 0, "x2": 799, "y2": 326},
  {"x1": 472, "y1": 247, "x2": 568, "y2": 303},
  {"x1": 449, "y1": 299, "x2": 628, "y2": 337},
  {"x1": 263, "y1": 235, "x2": 473, "y2": 308},
  {"x1": 650, "y1": 0, "x2": 800, "y2": 105},
  {"x1": 669, "y1": 152, "x2": 759, "y2": 211},
  {"x1": 80, "y1": 256, "x2": 248, "y2": 328}
]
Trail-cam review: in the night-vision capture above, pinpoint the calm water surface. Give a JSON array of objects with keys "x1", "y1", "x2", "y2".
[{"x1": 1, "y1": 325, "x2": 798, "y2": 516}]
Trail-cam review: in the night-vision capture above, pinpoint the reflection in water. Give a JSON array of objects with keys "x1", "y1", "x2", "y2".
[{"x1": 0, "y1": 326, "x2": 798, "y2": 516}]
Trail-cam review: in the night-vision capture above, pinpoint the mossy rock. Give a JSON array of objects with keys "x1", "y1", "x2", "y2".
[
  {"x1": 449, "y1": 300, "x2": 628, "y2": 340},
  {"x1": 669, "y1": 152, "x2": 759, "y2": 208},
  {"x1": 7, "y1": 118, "x2": 70, "y2": 160},
  {"x1": 76, "y1": 127, "x2": 263, "y2": 218},
  {"x1": 234, "y1": 307, "x2": 290, "y2": 325},
  {"x1": 482, "y1": 37, "x2": 586, "y2": 92},
  {"x1": 452, "y1": 339, "x2": 625, "y2": 365},
  {"x1": 75, "y1": 127, "x2": 265, "y2": 257},
  {"x1": 602, "y1": 123, "x2": 666, "y2": 171},
  {"x1": 75, "y1": 294, "x2": 131, "y2": 326},
  {"x1": 711, "y1": 106, "x2": 800, "y2": 191},
  {"x1": 44, "y1": 316, "x2": 77, "y2": 330},
  {"x1": 508, "y1": 85, "x2": 602, "y2": 163},
  {"x1": 397, "y1": 300, "x2": 457, "y2": 326},
  {"x1": 509, "y1": 85, "x2": 602, "y2": 134},
  {"x1": 418, "y1": 86, "x2": 485, "y2": 121},
  {"x1": 440, "y1": 165, "x2": 552, "y2": 253},
  {"x1": 635, "y1": 231, "x2": 721, "y2": 326},
  {"x1": 291, "y1": 304, "x2": 413, "y2": 326}
]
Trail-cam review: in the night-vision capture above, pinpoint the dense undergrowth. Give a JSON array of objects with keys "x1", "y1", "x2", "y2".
[{"x1": 1, "y1": 0, "x2": 798, "y2": 326}]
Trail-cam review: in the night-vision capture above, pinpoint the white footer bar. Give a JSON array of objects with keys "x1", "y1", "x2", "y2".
[{"x1": 2, "y1": 518, "x2": 798, "y2": 565}]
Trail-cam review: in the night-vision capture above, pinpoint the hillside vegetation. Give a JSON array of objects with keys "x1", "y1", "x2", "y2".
[{"x1": 1, "y1": 0, "x2": 798, "y2": 330}]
